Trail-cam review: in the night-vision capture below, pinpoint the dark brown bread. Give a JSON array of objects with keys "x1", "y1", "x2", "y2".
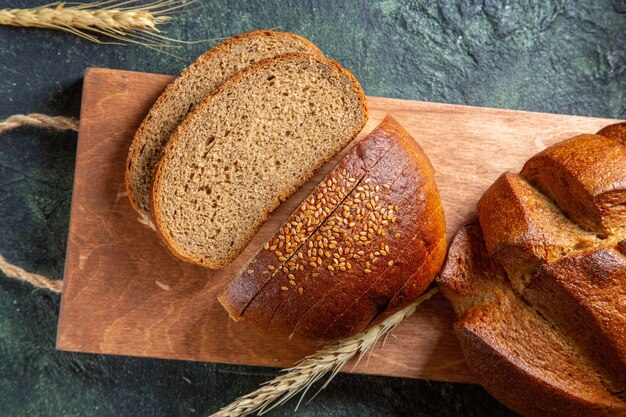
[
  {"x1": 219, "y1": 116, "x2": 446, "y2": 341},
  {"x1": 126, "y1": 30, "x2": 324, "y2": 223},
  {"x1": 438, "y1": 124, "x2": 626, "y2": 417}
]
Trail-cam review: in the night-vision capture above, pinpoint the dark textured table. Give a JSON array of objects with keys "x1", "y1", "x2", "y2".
[{"x1": 0, "y1": 1, "x2": 624, "y2": 416}]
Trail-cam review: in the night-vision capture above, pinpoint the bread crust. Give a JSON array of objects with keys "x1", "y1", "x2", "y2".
[
  {"x1": 220, "y1": 116, "x2": 445, "y2": 341},
  {"x1": 477, "y1": 171, "x2": 597, "y2": 288},
  {"x1": 438, "y1": 126, "x2": 626, "y2": 416},
  {"x1": 526, "y1": 247, "x2": 626, "y2": 389},
  {"x1": 598, "y1": 121, "x2": 626, "y2": 143},
  {"x1": 520, "y1": 134, "x2": 626, "y2": 236},
  {"x1": 245, "y1": 134, "x2": 418, "y2": 336},
  {"x1": 293, "y1": 136, "x2": 446, "y2": 340},
  {"x1": 126, "y1": 30, "x2": 325, "y2": 222},
  {"x1": 150, "y1": 53, "x2": 368, "y2": 269}
]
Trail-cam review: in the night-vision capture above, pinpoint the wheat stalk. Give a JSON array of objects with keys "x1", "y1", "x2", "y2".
[
  {"x1": 0, "y1": 1, "x2": 196, "y2": 51},
  {"x1": 212, "y1": 286, "x2": 440, "y2": 417}
]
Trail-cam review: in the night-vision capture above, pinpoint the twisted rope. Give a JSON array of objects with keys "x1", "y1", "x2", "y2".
[
  {"x1": 0, "y1": 253, "x2": 62, "y2": 293},
  {"x1": 0, "y1": 113, "x2": 79, "y2": 134},
  {"x1": 0, "y1": 113, "x2": 75, "y2": 293}
]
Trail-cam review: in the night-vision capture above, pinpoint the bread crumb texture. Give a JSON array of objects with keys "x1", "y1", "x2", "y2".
[
  {"x1": 126, "y1": 30, "x2": 323, "y2": 221},
  {"x1": 152, "y1": 53, "x2": 367, "y2": 268}
]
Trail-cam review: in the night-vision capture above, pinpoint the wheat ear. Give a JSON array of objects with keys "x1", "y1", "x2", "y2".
[
  {"x1": 212, "y1": 286, "x2": 440, "y2": 417},
  {"x1": 0, "y1": 1, "x2": 197, "y2": 51}
]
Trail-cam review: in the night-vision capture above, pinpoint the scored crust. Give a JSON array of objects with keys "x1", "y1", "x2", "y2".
[
  {"x1": 438, "y1": 123, "x2": 626, "y2": 417},
  {"x1": 219, "y1": 116, "x2": 446, "y2": 341},
  {"x1": 151, "y1": 53, "x2": 368, "y2": 269}
]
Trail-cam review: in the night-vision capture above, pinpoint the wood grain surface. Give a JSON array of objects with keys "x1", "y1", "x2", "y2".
[{"x1": 56, "y1": 67, "x2": 620, "y2": 383}]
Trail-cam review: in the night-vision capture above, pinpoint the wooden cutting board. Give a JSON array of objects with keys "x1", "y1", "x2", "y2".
[{"x1": 56, "y1": 67, "x2": 620, "y2": 383}]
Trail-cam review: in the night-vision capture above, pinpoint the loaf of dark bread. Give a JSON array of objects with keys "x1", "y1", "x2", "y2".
[
  {"x1": 219, "y1": 116, "x2": 446, "y2": 341},
  {"x1": 438, "y1": 122, "x2": 626, "y2": 417}
]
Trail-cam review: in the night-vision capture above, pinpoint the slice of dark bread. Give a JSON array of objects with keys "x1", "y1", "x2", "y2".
[
  {"x1": 218, "y1": 115, "x2": 404, "y2": 318},
  {"x1": 151, "y1": 53, "x2": 368, "y2": 269},
  {"x1": 126, "y1": 30, "x2": 323, "y2": 223}
]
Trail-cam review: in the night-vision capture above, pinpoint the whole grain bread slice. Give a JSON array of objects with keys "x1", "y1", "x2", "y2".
[
  {"x1": 151, "y1": 53, "x2": 368, "y2": 269},
  {"x1": 126, "y1": 30, "x2": 323, "y2": 223}
]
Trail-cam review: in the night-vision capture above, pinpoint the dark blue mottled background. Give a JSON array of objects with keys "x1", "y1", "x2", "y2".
[{"x1": 1, "y1": 1, "x2": 624, "y2": 415}]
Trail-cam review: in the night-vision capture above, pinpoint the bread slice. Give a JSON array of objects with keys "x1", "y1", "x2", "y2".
[
  {"x1": 126, "y1": 30, "x2": 323, "y2": 223},
  {"x1": 219, "y1": 116, "x2": 446, "y2": 341},
  {"x1": 151, "y1": 53, "x2": 368, "y2": 269},
  {"x1": 439, "y1": 224, "x2": 626, "y2": 417}
]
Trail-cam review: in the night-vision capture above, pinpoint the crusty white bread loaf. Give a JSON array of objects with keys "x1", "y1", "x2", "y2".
[
  {"x1": 438, "y1": 122, "x2": 626, "y2": 417},
  {"x1": 219, "y1": 116, "x2": 446, "y2": 341},
  {"x1": 151, "y1": 53, "x2": 368, "y2": 269},
  {"x1": 126, "y1": 30, "x2": 323, "y2": 223}
]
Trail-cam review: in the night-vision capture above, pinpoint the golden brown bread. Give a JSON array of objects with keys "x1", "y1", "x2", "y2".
[
  {"x1": 525, "y1": 247, "x2": 626, "y2": 387},
  {"x1": 438, "y1": 122, "x2": 626, "y2": 417},
  {"x1": 439, "y1": 224, "x2": 625, "y2": 417},
  {"x1": 219, "y1": 116, "x2": 446, "y2": 341},
  {"x1": 597, "y1": 121, "x2": 626, "y2": 142},
  {"x1": 520, "y1": 134, "x2": 626, "y2": 236}
]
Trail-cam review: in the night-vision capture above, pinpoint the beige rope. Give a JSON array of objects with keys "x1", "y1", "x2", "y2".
[
  {"x1": 0, "y1": 113, "x2": 76, "y2": 293},
  {"x1": 0, "y1": 113, "x2": 79, "y2": 134},
  {"x1": 0, "y1": 253, "x2": 62, "y2": 293}
]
